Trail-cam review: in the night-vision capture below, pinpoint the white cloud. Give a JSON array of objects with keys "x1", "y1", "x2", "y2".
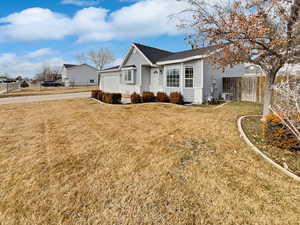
[
  {"x1": 0, "y1": 50, "x2": 66, "y2": 77},
  {"x1": 0, "y1": 8, "x2": 72, "y2": 42},
  {"x1": 25, "y1": 48, "x2": 54, "y2": 58},
  {"x1": 0, "y1": 0, "x2": 189, "y2": 43},
  {"x1": 61, "y1": 0, "x2": 99, "y2": 6}
]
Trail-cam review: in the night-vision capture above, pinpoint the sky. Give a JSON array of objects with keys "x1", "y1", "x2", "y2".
[{"x1": 0, "y1": 0, "x2": 191, "y2": 77}]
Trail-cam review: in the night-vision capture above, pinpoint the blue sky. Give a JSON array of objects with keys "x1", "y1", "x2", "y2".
[{"x1": 0, "y1": 0, "x2": 191, "y2": 77}]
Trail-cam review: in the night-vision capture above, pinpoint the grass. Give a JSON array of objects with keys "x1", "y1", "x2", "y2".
[
  {"x1": 242, "y1": 116, "x2": 300, "y2": 176},
  {"x1": 0, "y1": 84, "x2": 97, "y2": 98},
  {"x1": 0, "y1": 100, "x2": 299, "y2": 225}
]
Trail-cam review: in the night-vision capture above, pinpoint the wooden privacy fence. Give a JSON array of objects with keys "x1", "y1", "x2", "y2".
[
  {"x1": 223, "y1": 77, "x2": 262, "y2": 102},
  {"x1": 222, "y1": 76, "x2": 294, "y2": 103}
]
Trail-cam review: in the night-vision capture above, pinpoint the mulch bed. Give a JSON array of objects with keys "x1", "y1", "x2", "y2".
[{"x1": 242, "y1": 116, "x2": 300, "y2": 176}]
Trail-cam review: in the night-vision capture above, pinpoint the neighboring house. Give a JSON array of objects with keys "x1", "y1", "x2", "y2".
[
  {"x1": 62, "y1": 64, "x2": 98, "y2": 86},
  {"x1": 100, "y1": 43, "x2": 246, "y2": 103},
  {"x1": 0, "y1": 74, "x2": 7, "y2": 83}
]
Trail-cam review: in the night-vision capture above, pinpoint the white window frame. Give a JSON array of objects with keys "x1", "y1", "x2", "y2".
[
  {"x1": 184, "y1": 66, "x2": 194, "y2": 88},
  {"x1": 166, "y1": 68, "x2": 180, "y2": 88},
  {"x1": 122, "y1": 69, "x2": 135, "y2": 84}
]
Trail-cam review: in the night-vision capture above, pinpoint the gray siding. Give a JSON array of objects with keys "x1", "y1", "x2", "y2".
[
  {"x1": 203, "y1": 59, "x2": 245, "y2": 101},
  {"x1": 141, "y1": 66, "x2": 151, "y2": 92},
  {"x1": 122, "y1": 48, "x2": 151, "y2": 94}
]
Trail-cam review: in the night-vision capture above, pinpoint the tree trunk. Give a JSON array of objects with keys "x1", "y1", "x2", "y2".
[
  {"x1": 97, "y1": 72, "x2": 101, "y2": 86},
  {"x1": 262, "y1": 83, "x2": 273, "y2": 119},
  {"x1": 262, "y1": 72, "x2": 277, "y2": 121}
]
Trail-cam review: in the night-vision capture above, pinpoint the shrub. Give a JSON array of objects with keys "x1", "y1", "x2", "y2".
[
  {"x1": 97, "y1": 90, "x2": 103, "y2": 101},
  {"x1": 131, "y1": 92, "x2": 141, "y2": 104},
  {"x1": 20, "y1": 81, "x2": 29, "y2": 88},
  {"x1": 207, "y1": 98, "x2": 225, "y2": 105},
  {"x1": 91, "y1": 90, "x2": 99, "y2": 99},
  {"x1": 142, "y1": 91, "x2": 155, "y2": 103},
  {"x1": 170, "y1": 92, "x2": 184, "y2": 105},
  {"x1": 102, "y1": 92, "x2": 122, "y2": 104},
  {"x1": 156, "y1": 92, "x2": 169, "y2": 103},
  {"x1": 263, "y1": 114, "x2": 300, "y2": 151}
]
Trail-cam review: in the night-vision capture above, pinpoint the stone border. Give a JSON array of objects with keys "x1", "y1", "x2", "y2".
[
  {"x1": 89, "y1": 97, "x2": 229, "y2": 109},
  {"x1": 238, "y1": 115, "x2": 300, "y2": 182}
]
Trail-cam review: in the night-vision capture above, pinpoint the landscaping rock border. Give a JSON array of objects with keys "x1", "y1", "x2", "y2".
[{"x1": 238, "y1": 115, "x2": 300, "y2": 182}]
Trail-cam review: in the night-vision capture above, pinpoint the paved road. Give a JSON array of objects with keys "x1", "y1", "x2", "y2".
[{"x1": 0, "y1": 92, "x2": 91, "y2": 105}]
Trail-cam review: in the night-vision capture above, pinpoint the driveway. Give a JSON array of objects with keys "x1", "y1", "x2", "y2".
[{"x1": 0, "y1": 92, "x2": 90, "y2": 105}]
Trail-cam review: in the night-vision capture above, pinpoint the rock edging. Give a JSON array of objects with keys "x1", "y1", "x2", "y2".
[{"x1": 237, "y1": 115, "x2": 300, "y2": 182}]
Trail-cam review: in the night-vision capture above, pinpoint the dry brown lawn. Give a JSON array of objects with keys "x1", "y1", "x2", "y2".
[
  {"x1": 0, "y1": 100, "x2": 299, "y2": 225},
  {"x1": 0, "y1": 85, "x2": 97, "y2": 98}
]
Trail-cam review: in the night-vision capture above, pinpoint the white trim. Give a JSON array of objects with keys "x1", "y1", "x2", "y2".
[
  {"x1": 119, "y1": 45, "x2": 134, "y2": 69},
  {"x1": 166, "y1": 66, "x2": 181, "y2": 88},
  {"x1": 101, "y1": 68, "x2": 121, "y2": 73},
  {"x1": 183, "y1": 65, "x2": 194, "y2": 89},
  {"x1": 121, "y1": 67, "x2": 136, "y2": 71},
  {"x1": 157, "y1": 48, "x2": 221, "y2": 65},
  {"x1": 180, "y1": 63, "x2": 184, "y2": 93},
  {"x1": 157, "y1": 55, "x2": 207, "y2": 65}
]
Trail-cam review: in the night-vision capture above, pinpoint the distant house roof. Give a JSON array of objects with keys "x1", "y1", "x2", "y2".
[
  {"x1": 133, "y1": 43, "x2": 173, "y2": 64},
  {"x1": 63, "y1": 64, "x2": 77, "y2": 69},
  {"x1": 64, "y1": 64, "x2": 97, "y2": 70},
  {"x1": 158, "y1": 46, "x2": 218, "y2": 62}
]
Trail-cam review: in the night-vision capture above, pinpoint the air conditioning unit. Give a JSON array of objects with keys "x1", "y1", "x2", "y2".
[{"x1": 222, "y1": 92, "x2": 233, "y2": 101}]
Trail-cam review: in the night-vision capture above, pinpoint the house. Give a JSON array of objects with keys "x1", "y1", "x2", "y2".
[
  {"x1": 100, "y1": 43, "x2": 246, "y2": 103},
  {"x1": 62, "y1": 64, "x2": 98, "y2": 86},
  {"x1": 0, "y1": 74, "x2": 7, "y2": 83}
]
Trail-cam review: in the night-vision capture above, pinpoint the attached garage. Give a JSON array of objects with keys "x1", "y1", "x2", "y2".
[{"x1": 101, "y1": 71, "x2": 120, "y2": 93}]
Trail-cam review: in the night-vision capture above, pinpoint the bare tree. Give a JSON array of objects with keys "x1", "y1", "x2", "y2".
[
  {"x1": 34, "y1": 65, "x2": 61, "y2": 81},
  {"x1": 179, "y1": 0, "x2": 300, "y2": 119},
  {"x1": 76, "y1": 48, "x2": 115, "y2": 85}
]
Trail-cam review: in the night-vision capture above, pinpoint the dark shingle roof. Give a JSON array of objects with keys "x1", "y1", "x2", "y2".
[
  {"x1": 102, "y1": 65, "x2": 120, "y2": 71},
  {"x1": 64, "y1": 64, "x2": 77, "y2": 68},
  {"x1": 158, "y1": 46, "x2": 218, "y2": 62},
  {"x1": 133, "y1": 43, "x2": 173, "y2": 64}
]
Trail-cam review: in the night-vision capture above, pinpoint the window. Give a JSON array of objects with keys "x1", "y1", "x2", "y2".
[
  {"x1": 167, "y1": 68, "x2": 180, "y2": 87},
  {"x1": 184, "y1": 67, "x2": 193, "y2": 88},
  {"x1": 123, "y1": 70, "x2": 134, "y2": 83},
  {"x1": 90, "y1": 79, "x2": 95, "y2": 83}
]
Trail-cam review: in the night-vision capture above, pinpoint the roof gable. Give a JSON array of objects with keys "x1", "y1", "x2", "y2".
[{"x1": 133, "y1": 43, "x2": 173, "y2": 64}]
